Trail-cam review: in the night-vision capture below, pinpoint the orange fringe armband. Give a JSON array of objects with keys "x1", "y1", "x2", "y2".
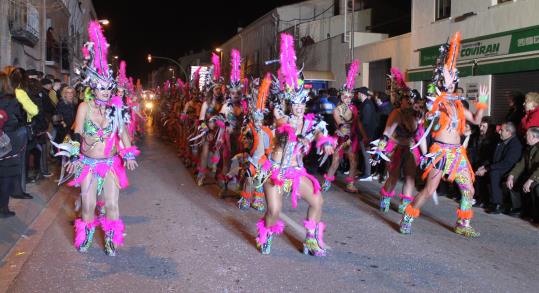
[
  {"x1": 457, "y1": 209, "x2": 474, "y2": 219},
  {"x1": 475, "y1": 102, "x2": 488, "y2": 110},
  {"x1": 240, "y1": 191, "x2": 252, "y2": 199},
  {"x1": 405, "y1": 204, "x2": 421, "y2": 218}
]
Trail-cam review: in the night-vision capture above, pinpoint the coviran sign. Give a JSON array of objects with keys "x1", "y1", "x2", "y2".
[{"x1": 419, "y1": 26, "x2": 539, "y2": 66}]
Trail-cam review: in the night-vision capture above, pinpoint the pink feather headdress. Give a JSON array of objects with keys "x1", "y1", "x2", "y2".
[
  {"x1": 80, "y1": 21, "x2": 115, "y2": 90},
  {"x1": 229, "y1": 49, "x2": 241, "y2": 89},
  {"x1": 191, "y1": 67, "x2": 201, "y2": 89},
  {"x1": 211, "y1": 53, "x2": 221, "y2": 82},
  {"x1": 390, "y1": 67, "x2": 408, "y2": 90},
  {"x1": 279, "y1": 33, "x2": 308, "y2": 104},
  {"x1": 279, "y1": 33, "x2": 298, "y2": 91},
  {"x1": 117, "y1": 60, "x2": 129, "y2": 89},
  {"x1": 344, "y1": 59, "x2": 360, "y2": 92}
]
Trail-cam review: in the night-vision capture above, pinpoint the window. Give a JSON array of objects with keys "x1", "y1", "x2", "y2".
[
  {"x1": 435, "y1": 0, "x2": 451, "y2": 21},
  {"x1": 498, "y1": 0, "x2": 513, "y2": 3}
]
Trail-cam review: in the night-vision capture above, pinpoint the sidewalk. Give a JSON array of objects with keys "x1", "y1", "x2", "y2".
[{"x1": 0, "y1": 164, "x2": 70, "y2": 262}]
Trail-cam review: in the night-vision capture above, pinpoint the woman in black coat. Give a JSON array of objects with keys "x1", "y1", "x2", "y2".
[{"x1": 0, "y1": 72, "x2": 26, "y2": 217}]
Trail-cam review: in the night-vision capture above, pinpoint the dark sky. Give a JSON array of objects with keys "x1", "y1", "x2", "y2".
[
  {"x1": 93, "y1": 0, "x2": 303, "y2": 83},
  {"x1": 93, "y1": 0, "x2": 411, "y2": 83}
]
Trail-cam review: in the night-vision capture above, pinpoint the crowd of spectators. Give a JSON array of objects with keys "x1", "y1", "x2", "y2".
[
  {"x1": 306, "y1": 87, "x2": 539, "y2": 224},
  {"x1": 0, "y1": 67, "x2": 80, "y2": 218}
]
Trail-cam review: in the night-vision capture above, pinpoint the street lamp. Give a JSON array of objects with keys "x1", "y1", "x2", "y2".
[
  {"x1": 146, "y1": 53, "x2": 187, "y2": 80},
  {"x1": 98, "y1": 19, "x2": 110, "y2": 26}
]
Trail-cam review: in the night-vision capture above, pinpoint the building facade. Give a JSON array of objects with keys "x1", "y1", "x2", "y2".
[
  {"x1": 408, "y1": 0, "x2": 539, "y2": 122},
  {"x1": 0, "y1": 0, "x2": 96, "y2": 82}
]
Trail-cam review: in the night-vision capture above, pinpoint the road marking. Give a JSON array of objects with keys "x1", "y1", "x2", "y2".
[{"x1": 279, "y1": 212, "x2": 332, "y2": 250}]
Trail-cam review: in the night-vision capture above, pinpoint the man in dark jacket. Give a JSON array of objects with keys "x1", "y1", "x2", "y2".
[
  {"x1": 506, "y1": 126, "x2": 539, "y2": 222},
  {"x1": 476, "y1": 122, "x2": 522, "y2": 214},
  {"x1": 356, "y1": 87, "x2": 377, "y2": 181}
]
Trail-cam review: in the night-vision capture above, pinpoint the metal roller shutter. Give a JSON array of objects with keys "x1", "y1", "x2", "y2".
[{"x1": 491, "y1": 71, "x2": 539, "y2": 124}]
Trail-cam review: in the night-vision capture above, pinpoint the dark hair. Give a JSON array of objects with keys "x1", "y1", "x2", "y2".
[
  {"x1": 53, "y1": 79, "x2": 61, "y2": 83},
  {"x1": 509, "y1": 91, "x2": 525, "y2": 108},
  {"x1": 0, "y1": 72, "x2": 14, "y2": 95},
  {"x1": 27, "y1": 79, "x2": 44, "y2": 96},
  {"x1": 8, "y1": 67, "x2": 28, "y2": 90},
  {"x1": 481, "y1": 116, "x2": 492, "y2": 125}
]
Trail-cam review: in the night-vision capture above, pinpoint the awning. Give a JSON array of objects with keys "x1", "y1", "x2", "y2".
[
  {"x1": 408, "y1": 50, "x2": 539, "y2": 81},
  {"x1": 303, "y1": 70, "x2": 335, "y2": 81}
]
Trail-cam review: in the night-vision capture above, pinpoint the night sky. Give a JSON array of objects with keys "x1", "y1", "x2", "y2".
[
  {"x1": 93, "y1": 0, "x2": 302, "y2": 83},
  {"x1": 93, "y1": 0, "x2": 411, "y2": 83}
]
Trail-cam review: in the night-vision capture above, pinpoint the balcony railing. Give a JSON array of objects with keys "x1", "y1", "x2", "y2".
[{"x1": 8, "y1": 0, "x2": 40, "y2": 47}]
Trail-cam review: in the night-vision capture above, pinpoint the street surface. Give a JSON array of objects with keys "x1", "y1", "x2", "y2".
[{"x1": 1, "y1": 128, "x2": 538, "y2": 293}]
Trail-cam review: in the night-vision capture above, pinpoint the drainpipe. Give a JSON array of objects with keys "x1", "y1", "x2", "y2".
[{"x1": 41, "y1": 0, "x2": 46, "y2": 73}]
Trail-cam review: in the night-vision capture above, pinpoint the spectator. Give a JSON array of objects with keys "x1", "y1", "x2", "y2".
[
  {"x1": 356, "y1": 86, "x2": 377, "y2": 181},
  {"x1": 374, "y1": 92, "x2": 392, "y2": 138},
  {"x1": 520, "y1": 92, "x2": 539, "y2": 134},
  {"x1": 27, "y1": 79, "x2": 53, "y2": 180},
  {"x1": 505, "y1": 91, "x2": 525, "y2": 128},
  {"x1": 506, "y1": 127, "x2": 539, "y2": 222},
  {"x1": 53, "y1": 86, "x2": 76, "y2": 144},
  {"x1": 6, "y1": 67, "x2": 38, "y2": 199},
  {"x1": 0, "y1": 72, "x2": 27, "y2": 217},
  {"x1": 476, "y1": 122, "x2": 522, "y2": 214},
  {"x1": 472, "y1": 116, "x2": 498, "y2": 207}
]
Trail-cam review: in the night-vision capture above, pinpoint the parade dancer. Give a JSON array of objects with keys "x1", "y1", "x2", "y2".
[
  {"x1": 236, "y1": 73, "x2": 273, "y2": 211},
  {"x1": 322, "y1": 60, "x2": 361, "y2": 193},
  {"x1": 371, "y1": 68, "x2": 427, "y2": 214},
  {"x1": 399, "y1": 32, "x2": 488, "y2": 237},
  {"x1": 53, "y1": 21, "x2": 139, "y2": 255},
  {"x1": 256, "y1": 33, "x2": 335, "y2": 256},
  {"x1": 182, "y1": 70, "x2": 203, "y2": 168},
  {"x1": 216, "y1": 49, "x2": 246, "y2": 194},
  {"x1": 192, "y1": 54, "x2": 223, "y2": 186}
]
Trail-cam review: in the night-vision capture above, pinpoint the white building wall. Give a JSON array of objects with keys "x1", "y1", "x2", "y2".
[
  {"x1": 411, "y1": 0, "x2": 539, "y2": 67},
  {"x1": 301, "y1": 32, "x2": 410, "y2": 89}
]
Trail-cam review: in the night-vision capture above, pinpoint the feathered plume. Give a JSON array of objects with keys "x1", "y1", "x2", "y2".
[
  {"x1": 390, "y1": 67, "x2": 408, "y2": 90},
  {"x1": 128, "y1": 77, "x2": 134, "y2": 93},
  {"x1": 177, "y1": 78, "x2": 185, "y2": 90},
  {"x1": 345, "y1": 59, "x2": 360, "y2": 91},
  {"x1": 444, "y1": 32, "x2": 461, "y2": 81},
  {"x1": 82, "y1": 46, "x2": 90, "y2": 59},
  {"x1": 117, "y1": 60, "x2": 128, "y2": 87},
  {"x1": 230, "y1": 49, "x2": 241, "y2": 84},
  {"x1": 163, "y1": 80, "x2": 170, "y2": 94},
  {"x1": 257, "y1": 73, "x2": 272, "y2": 110},
  {"x1": 192, "y1": 67, "x2": 201, "y2": 89},
  {"x1": 87, "y1": 21, "x2": 110, "y2": 77},
  {"x1": 212, "y1": 53, "x2": 221, "y2": 81},
  {"x1": 242, "y1": 78, "x2": 249, "y2": 96},
  {"x1": 279, "y1": 33, "x2": 298, "y2": 91}
]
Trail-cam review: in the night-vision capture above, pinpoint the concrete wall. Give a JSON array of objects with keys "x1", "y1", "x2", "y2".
[
  {"x1": 411, "y1": 0, "x2": 539, "y2": 67},
  {"x1": 296, "y1": 9, "x2": 372, "y2": 43},
  {"x1": 277, "y1": 0, "x2": 335, "y2": 32},
  {"x1": 302, "y1": 32, "x2": 410, "y2": 89}
]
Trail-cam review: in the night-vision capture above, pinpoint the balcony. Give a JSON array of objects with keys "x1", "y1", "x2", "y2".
[{"x1": 8, "y1": 1, "x2": 40, "y2": 47}]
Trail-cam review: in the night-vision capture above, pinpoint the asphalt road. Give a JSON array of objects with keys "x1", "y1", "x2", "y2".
[{"x1": 1, "y1": 129, "x2": 538, "y2": 293}]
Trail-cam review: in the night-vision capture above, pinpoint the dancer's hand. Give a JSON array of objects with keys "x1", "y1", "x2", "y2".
[
  {"x1": 478, "y1": 84, "x2": 489, "y2": 103},
  {"x1": 475, "y1": 166, "x2": 487, "y2": 176},
  {"x1": 65, "y1": 160, "x2": 81, "y2": 174},
  {"x1": 323, "y1": 144, "x2": 334, "y2": 155},
  {"x1": 523, "y1": 178, "x2": 534, "y2": 193},
  {"x1": 506, "y1": 175, "x2": 514, "y2": 190},
  {"x1": 126, "y1": 159, "x2": 138, "y2": 171}
]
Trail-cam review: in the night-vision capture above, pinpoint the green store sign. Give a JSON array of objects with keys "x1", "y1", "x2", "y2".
[{"x1": 419, "y1": 25, "x2": 539, "y2": 66}]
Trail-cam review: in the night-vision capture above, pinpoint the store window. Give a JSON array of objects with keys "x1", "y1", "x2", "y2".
[{"x1": 435, "y1": 0, "x2": 451, "y2": 21}]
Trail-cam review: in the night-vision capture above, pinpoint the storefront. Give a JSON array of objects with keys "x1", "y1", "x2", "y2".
[{"x1": 408, "y1": 25, "x2": 539, "y2": 122}]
